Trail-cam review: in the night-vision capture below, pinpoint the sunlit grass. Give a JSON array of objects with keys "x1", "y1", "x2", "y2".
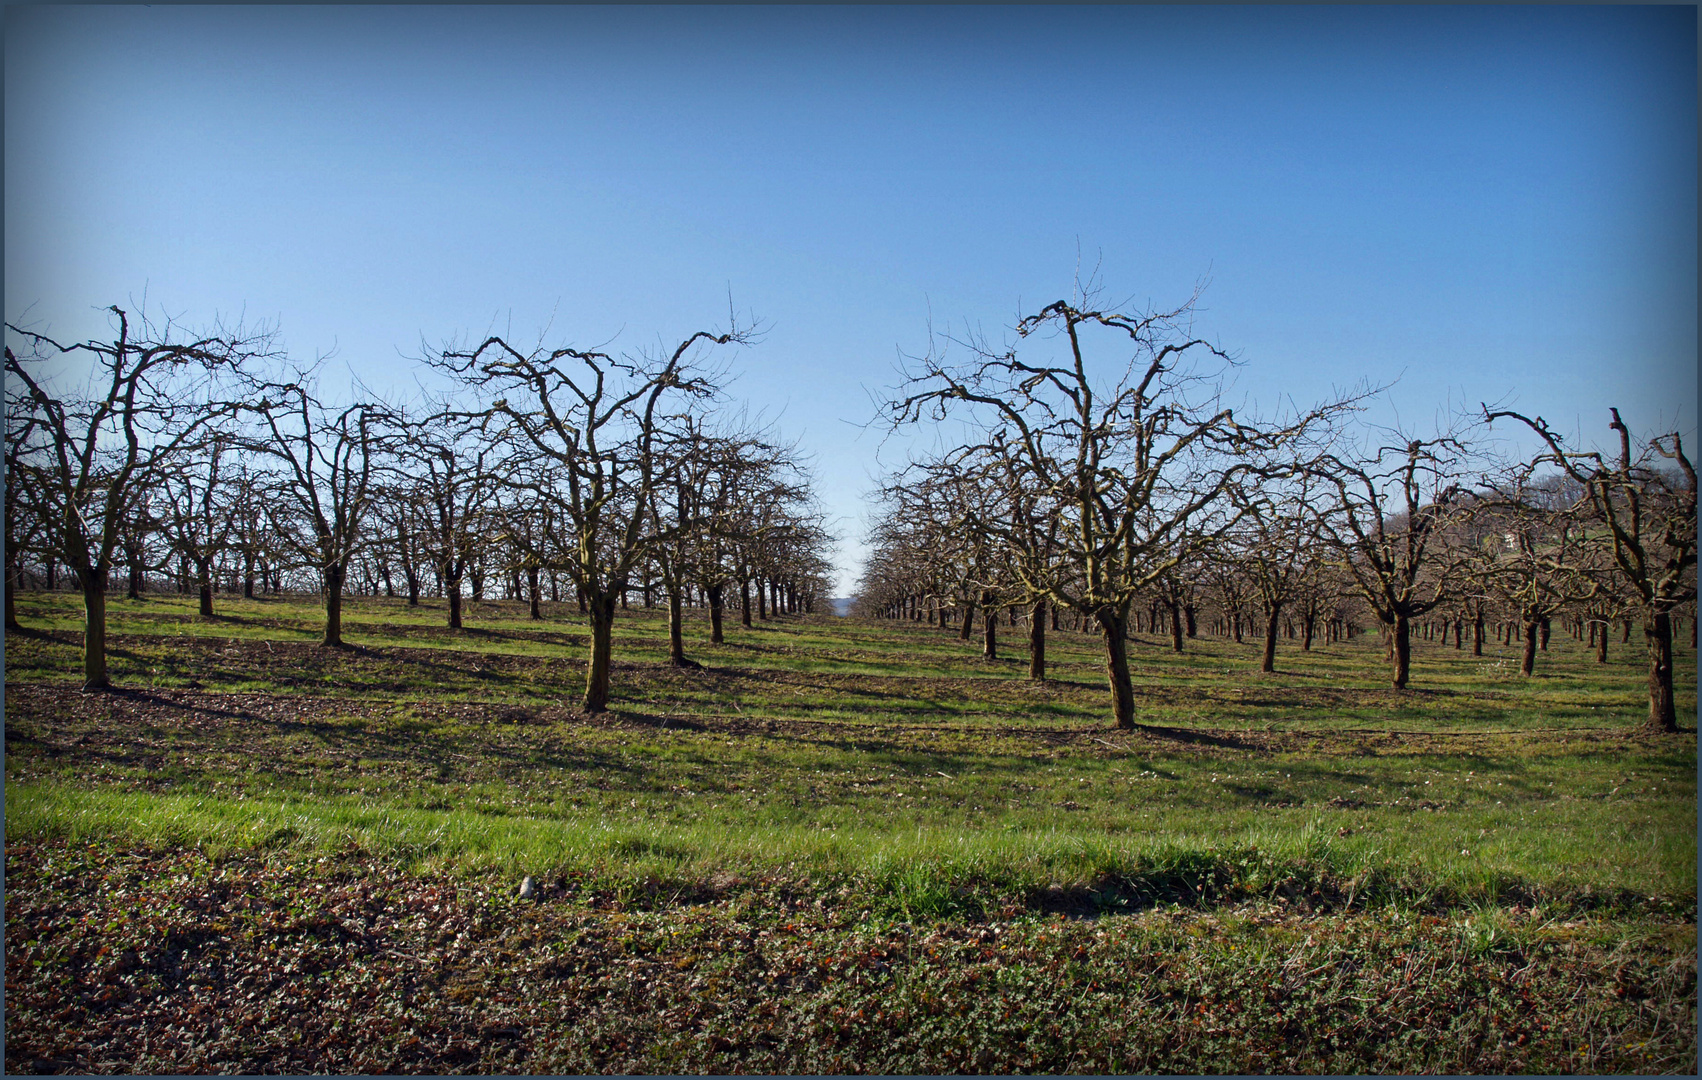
[{"x1": 6, "y1": 587, "x2": 1694, "y2": 913}]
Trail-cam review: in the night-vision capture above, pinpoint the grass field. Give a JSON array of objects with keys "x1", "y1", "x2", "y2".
[{"x1": 5, "y1": 588, "x2": 1696, "y2": 1073}]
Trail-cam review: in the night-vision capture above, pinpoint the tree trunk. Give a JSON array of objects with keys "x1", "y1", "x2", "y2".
[
  {"x1": 447, "y1": 571, "x2": 464, "y2": 629},
  {"x1": 667, "y1": 584, "x2": 689, "y2": 666},
  {"x1": 78, "y1": 567, "x2": 111, "y2": 689},
  {"x1": 1644, "y1": 611, "x2": 1678, "y2": 733},
  {"x1": 1169, "y1": 600, "x2": 1184, "y2": 653},
  {"x1": 583, "y1": 591, "x2": 616, "y2": 713},
  {"x1": 1521, "y1": 619, "x2": 1539, "y2": 677},
  {"x1": 1596, "y1": 621, "x2": 1609, "y2": 663},
  {"x1": 740, "y1": 579, "x2": 752, "y2": 627},
  {"x1": 1539, "y1": 617, "x2": 1551, "y2": 652},
  {"x1": 1028, "y1": 597, "x2": 1046, "y2": 680},
  {"x1": 1301, "y1": 613, "x2": 1315, "y2": 652},
  {"x1": 1390, "y1": 612, "x2": 1411, "y2": 689},
  {"x1": 981, "y1": 593, "x2": 997, "y2": 660},
  {"x1": 757, "y1": 577, "x2": 767, "y2": 620},
  {"x1": 708, "y1": 582, "x2": 725, "y2": 643},
  {"x1": 1261, "y1": 605, "x2": 1281, "y2": 673},
  {"x1": 1473, "y1": 613, "x2": 1484, "y2": 656},
  {"x1": 1095, "y1": 607, "x2": 1137, "y2": 730},
  {"x1": 528, "y1": 566, "x2": 542, "y2": 620},
  {"x1": 197, "y1": 558, "x2": 214, "y2": 617},
  {"x1": 959, "y1": 594, "x2": 976, "y2": 641},
  {"x1": 322, "y1": 561, "x2": 347, "y2": 647}
]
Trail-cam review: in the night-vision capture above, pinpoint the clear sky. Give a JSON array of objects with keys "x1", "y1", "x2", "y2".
[{"x1": 7, "y1": 5, "x2": 1696, "y2": 595}]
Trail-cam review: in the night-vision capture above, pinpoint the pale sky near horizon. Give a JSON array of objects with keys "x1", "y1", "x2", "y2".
[{"x1": 6, "y1": 5, "x2": 1696, "y2": 595}]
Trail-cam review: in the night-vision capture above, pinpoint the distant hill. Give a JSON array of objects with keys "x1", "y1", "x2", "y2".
[{"x1": 829, "y1": 597, "x2": 856, "y2": 617}]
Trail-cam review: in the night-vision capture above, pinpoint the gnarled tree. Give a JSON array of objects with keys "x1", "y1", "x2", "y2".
[
  {"x1": 1307, "y1": 431, "x2": 1475, "y2": 689},
  {"x1": 5, "y1": 306, "x2": 269, "y2": 687},
  {"x1": 435, "y1": 321, "x2": 754, "y2": 713},
  {"x1": 889, "y1": 287, "x2": 1339, "y2": 729},
  {"x1": 1485, "y1": 407, "x2": 1696, "y2": 732}
]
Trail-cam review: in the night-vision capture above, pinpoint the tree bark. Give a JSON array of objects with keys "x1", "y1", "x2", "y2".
[
  {"x1": 707, "y1": 582, "x2": 725, "y2": 643},
  {"x1": 583, "y1": 591, "x2": 616, "y2": 713},
  {"x1": 667, "y1": 584, "x2": 689, "y2": 666},
  {"x1": 1096, "y1": 607, "x2": 1137, "y2": 730},
  {"x1": 1644, "y1": 611, "x2": 1678, "y2": 733},
  {"x1": 1473, "y1": 613, "x2": 1484, "y2": 656},
  {"x1": 1390, "y1": 612, "x2": 1411, "y2": 689},
  {"x1": 446, "y1": 571, "x2": 464, "y2": 630},
  {"x1": 1169, "y1": 599, "x2": 1184, "y2": 653},
  {"x1": 740, "y1": 579, "x2": 752, "y2": 627},
  {"x1": 981, "y1": 593, "x2": 997, "y2": 660},
  {"x1": 1521, "y1": 620, "x2": 1539, "y2": 677},
  {"x1": 322, "y1": 561, "x2": 347, "y2": 647},
  {"x1": 78, "y1": 567, "x2": 111, "y2": 689},
  {"x1": 1261, "y1": 605, "x2": 1281, "y2": 673},
  {"x1": 1028, "y1": 597, "x2": 1046, "y2": 680},
  {"x1": 528, "y1": 566, "x2": 542, "y2": 620},
  {"x1": 959, "y1": 594, "x2": 976, "y2": 641},
  {"x1": 196, "y1": 558, "x2": 214, "y2": 618}
]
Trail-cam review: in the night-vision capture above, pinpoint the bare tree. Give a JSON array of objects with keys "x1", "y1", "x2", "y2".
[
  {"x1": 403, "y1": 412, "x2": 499, "y2": 630},
  {"x1": 889, "y1": 286, "x2": 1340, "y2": 729},
  {"x1": 434, "y1": 320, "x2": 755, "y2": 713},
  {"x1": 1231, "y1": 472, "x2": 1328, "y2": 673},
  {"x1": 249, "y1": 378, "x2": 394, "y2": 648},
  {"x1": 1306, "y1": 430, "x2": 1475, "y2": 689},
  {"x1": 4, "y1": 400, "x2": 53, "y2": 628},
  {"x1": 1463, "y1": 470, "x2": 1601, "y2": 677},
  {"x1": 159, "y1": 435, "x2": 239, "y2": 617},
  {"x1": 4, "y1": 306, "x2": 270, "y2": 687},
  {"x1": 1485, "y1": 407, "x2": 1696, "y2": 732}
]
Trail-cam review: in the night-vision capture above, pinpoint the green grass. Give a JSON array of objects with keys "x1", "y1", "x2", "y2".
[
  {"x1": 6, "y1": 588, "x2": 1694, "y2": 1073},
  {"x1": 6, "y1": 587, "x2": 1695, "y2": 907}
]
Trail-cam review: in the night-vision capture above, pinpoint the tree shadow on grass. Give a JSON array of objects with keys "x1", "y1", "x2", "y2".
[{"x1": 1133, "y1": 724, "x2": 1259, "y2": 750}]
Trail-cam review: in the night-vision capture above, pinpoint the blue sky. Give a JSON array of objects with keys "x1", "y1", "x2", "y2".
[{"x1": 7, "y1": 5, "x2": 1696, "y2": 593}]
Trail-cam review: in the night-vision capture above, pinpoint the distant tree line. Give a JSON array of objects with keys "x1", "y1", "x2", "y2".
[
  {"x1": 5, "y1": 305, "x2": 835, "y2": 712},
  {"x1": 858, "y1": 286, "x2": 1696, "y2": 735}
]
